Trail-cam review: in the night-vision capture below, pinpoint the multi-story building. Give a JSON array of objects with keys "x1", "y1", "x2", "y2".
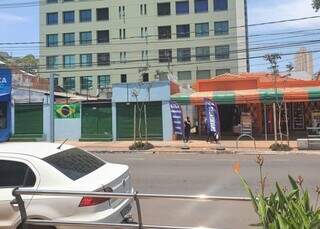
[
  {"x1": 40, "y1": 0, "x2": 249, "y2": 96},
  {"x1": 294, "y1": 47, "x2": 314, "y2": 79}
]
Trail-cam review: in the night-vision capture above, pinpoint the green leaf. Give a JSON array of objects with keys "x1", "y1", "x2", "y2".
[
  {"x1": 276, "y1": 182, "x2": 288, "y2": 207},
  {"x1": 239, "y1": 176, "x2": 259, "y2": 213},
  {"x1": 288, "y1": 175, "x2": 299, "y2": 191},
  {"x1": 303, "y1": 191, "x2": 310, "y2": 212}
]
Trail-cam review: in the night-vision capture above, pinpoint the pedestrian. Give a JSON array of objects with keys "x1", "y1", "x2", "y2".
[{"x1": 184, "y1": 116, "x2": 191, "y2": 143}]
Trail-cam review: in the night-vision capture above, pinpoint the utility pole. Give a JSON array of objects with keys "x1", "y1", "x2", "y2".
[{"x1": 49, "y1": 73, "x2": 57, "y2": 143}]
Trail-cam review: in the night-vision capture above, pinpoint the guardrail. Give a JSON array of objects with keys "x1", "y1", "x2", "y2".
[{"x1": 12, "y1": 188, "x2": 251, "y2": 229}]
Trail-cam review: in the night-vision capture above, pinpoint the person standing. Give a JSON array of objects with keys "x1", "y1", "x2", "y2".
[{"x1": 184, "y1": 116, "x2": 191, "y2": 143}]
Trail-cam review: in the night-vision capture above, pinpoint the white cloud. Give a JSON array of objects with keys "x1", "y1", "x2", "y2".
[
  {"x1": 0, "y1": 12, "x2": 27, "y2": 24},
  {"x1": 249, "y1": 0, "x2": 320, "y2": 30}
]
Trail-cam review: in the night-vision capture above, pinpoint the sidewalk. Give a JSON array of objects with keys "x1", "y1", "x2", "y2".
[{"x1": 62, "y1": 140, "x2": 320, "y2": 155}]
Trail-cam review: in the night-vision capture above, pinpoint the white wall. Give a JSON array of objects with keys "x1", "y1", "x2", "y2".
[
  {"x1": 54, "y1": 118, "x2": 81, "y2": 141},
  {"x1": 43, "y1": 103, "x2": 82, "y2": 141},
  {"x1": 162, "y1": 101, "x2": 173, "y2": 141}
]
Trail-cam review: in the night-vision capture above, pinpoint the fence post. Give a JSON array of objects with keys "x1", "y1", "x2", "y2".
[
  {"x1": 12, "y1": 188, "x2": 28, "y2": 229},
  {"x1": 134, "y1": 192, "x2": 143, "y2": 229}
]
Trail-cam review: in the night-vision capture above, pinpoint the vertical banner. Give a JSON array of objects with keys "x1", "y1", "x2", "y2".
[
  {"x1": 204, "y1": 98, "x2": 220, "y2": 135},
  {"x1": 169, "y1": 101, "x2": 184, "y2": 136}
]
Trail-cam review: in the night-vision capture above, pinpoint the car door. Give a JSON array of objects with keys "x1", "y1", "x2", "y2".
[{"x1": 0, "y1": 158, "x2": 38, "y2": 229}]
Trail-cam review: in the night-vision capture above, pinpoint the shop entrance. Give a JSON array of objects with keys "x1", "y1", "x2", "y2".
[{"x1": 218, "y1": 104, "x2": 237, "y2": 134}]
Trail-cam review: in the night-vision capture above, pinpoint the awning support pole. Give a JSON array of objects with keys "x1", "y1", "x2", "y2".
[
  {"x1": 273, "y1": 103, "x2": 278, "y2": 144},
  {"x1": 264, "y1": 104, "x2": 268, "y2": 141},
  {"x1": 284, "y1": 102, "x2": 290, "y2": 146}
]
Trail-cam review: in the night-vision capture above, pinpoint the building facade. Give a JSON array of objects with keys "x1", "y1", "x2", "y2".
[
  {"x1": 294, "y1": 47, "x2": 314, "y2": 79},
  {"x1": 40, "y1": 0, "x2": 248, "y2": 95}
]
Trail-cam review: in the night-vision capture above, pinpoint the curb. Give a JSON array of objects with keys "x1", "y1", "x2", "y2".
[{"x1": 89, "y1": 149, "x2": 319, "y2": 155}]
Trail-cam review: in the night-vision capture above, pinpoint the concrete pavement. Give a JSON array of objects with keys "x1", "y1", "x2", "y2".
[
  {"x1": 64, "y1": 140, "x2": 320, "y2": 155},
  {"x1": 96, "y1": 152, "x2": 320, "y2": 229}
]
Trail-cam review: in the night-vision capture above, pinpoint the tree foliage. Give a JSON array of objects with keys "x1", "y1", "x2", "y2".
[{"x1": 313, "y1": 0, "x2": 320, "y2": 11}]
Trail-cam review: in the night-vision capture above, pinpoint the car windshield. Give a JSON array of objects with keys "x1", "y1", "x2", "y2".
[{"x1": 43, "y1": 148, "x2": 105, "y2": 181}]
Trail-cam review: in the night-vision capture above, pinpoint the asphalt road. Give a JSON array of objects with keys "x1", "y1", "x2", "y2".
[{"x1": 95, "y1": 152, "x2": 320, "y2": 229}]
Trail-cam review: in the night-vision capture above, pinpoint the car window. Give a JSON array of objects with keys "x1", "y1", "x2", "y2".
[
  {"x1": 0, "y1": 160, "x2": 36, "y2": 188},
  {"x1": 43, "y1": 148, "x2": 105, "y2": 181}
]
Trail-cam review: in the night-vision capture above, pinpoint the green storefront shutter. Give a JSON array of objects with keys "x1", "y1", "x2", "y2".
[
  {"x1": 116, "y1": 102, "x2": 163, "y2": 140},
  {"x1": 15, "y1": 103, "x2": 43, "y2": 135},
  {"x1": 81, "y1": 103, "x2": 112, "y2": 140}
]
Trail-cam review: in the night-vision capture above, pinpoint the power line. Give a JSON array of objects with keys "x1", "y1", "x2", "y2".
[{"x1": 31, "y1": 48, "x2": 320, "y2": 74}]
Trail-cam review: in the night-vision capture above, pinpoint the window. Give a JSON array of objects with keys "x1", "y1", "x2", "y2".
[
  {"x1": 158, "y1": 2, "x2": 171, "y2": 16},
  {"x1": 98, "y1": 75, "x2": 110, "y2": 88},
  {"x1": 158, "y1": 26, "x2": 171, "y2": 39},
  {"x1": 121, "y1": 74, "x2": 127, "y2": 83},
  {"x1": 195, "y1": 22, "x2": 209, "y2": 37},
  {"x1": 63, "y1": 77, "x2": 75, "y2": 90},
  {"x1": 80, "y1": 54, "x2": 92, "y2": 67},
  {"x1": 63, "y1": 33, "x2": 75, "y2": 46},
  {"x1": 177, "y1": 48, "x2": 191, "y2": 62},
  {"x1": 0, "y1": 160, "x2": 36, "y2": 187},
  {"x1": 176, "y1": 1, "x2": 189, "y2": 14},
  {"x1": 196, "y1": 46, "x2": 210, "y2": 61},
  {"x1": 140, "y1": 4, "x2": 147, "y2": 15},
  {"x1": 140, "y1": 27, "x2": 148, "y2": 38},
  {"x1": 158, "y1": 72, "x2": 169, "y2": 81},
  {"x1": 47, "y1": 12, "x2": 58, "y2": 25},
  {"x1": 63, "y1": 11, "x2": 74, "y2": 23},
  {"x1": 54, "y1": 78, "x2": 59, "y2": 87},
  {"x1": 120, "y1": 52, "x2": 127, "y2": 63},
  {"x1": 80, "y1": 31, "x2": 92, "y2": 45},
  {"x1": 79, "y1": 9, "x2": 92, "y2": 22},
  {"x1": 214, "y1": 21, "x2": 229, "y2": 35},
  {"x1": 119, "y1": 29, "x2": 126, "y2": 39},
  {"x1": 142, "y1": 73, "x2": 149, "y2": 82},
  {"x1": 141, "y1": 50, "x2": 148, "y2": 61},
  {"x1": 97, "y1": 7, "x2": 109, "y2": 21},
  {"x1": 214, "y1": 0, "x2": 228, "y2": 11},
  {"x1": 97, "y1": 30, "x2": 109, "y2": 43},
  {"x1": 63, "y1": 55, "x2": 75, "y2": 68},
  {"x1": 196, "y1": 69, "x2": 211, "y2": 79},
  {"x1": 46, "y1": 56, "x2": 58, "y2": 69},
  {"x1": 215, "y1": 45, "x2": 229, "y2": 59},
  {"x1": 216, "y1": 68, "x2": 230, "y2": 75},
  {"x1": 177, "y1": 71, "x2": 192, "y2": 81},
  {"x1": 159, "y1": 49, "x2": 172, "y2": 62},
  {"x1": 97, "y1": 53, "x2": 110, "y2": 66},
  {"x1": 46, "y1": 34, "x2": 58, "y2": 47},
  {"x1": 0, "y1": 103, "x2": 7, "y2": 129},
  {"x1": 176, "y1": 24, "x2": 190, "y2": 38},
  {"x1": 80, "y1": 76, "x2": 93, "y2": 90},
  {"x1": 194, "y1": 0, "x2": 208, "y2": 13},
  {"x1": 44, "y1": 148, "x2": 105, "y2": 181},
  {"x1": 119, "y1": 6, "x2": 125, "y2": 19}
]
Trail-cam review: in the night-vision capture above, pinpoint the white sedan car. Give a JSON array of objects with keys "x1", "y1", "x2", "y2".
[{"x1": 0, "y1": 143, "x2": 133, "y2": 229}]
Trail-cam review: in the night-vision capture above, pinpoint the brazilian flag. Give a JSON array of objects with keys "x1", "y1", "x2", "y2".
[{"x1": 55, "y1": 104, "x2": 80, "y2": 119}]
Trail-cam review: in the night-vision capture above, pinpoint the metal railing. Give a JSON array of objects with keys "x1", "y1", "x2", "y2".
[{"x1": 12, "y1": 188, "x2": 251, "y2": 229}]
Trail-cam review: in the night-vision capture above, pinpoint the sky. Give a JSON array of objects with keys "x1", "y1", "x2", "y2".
[{"x1": 0, "y1": 0, "x2": 319, "y2": 73}]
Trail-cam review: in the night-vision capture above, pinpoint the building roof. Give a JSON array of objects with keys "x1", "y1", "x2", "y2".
[{"x1": 192, "y1": 72, "x2": 320, "y2": 92}]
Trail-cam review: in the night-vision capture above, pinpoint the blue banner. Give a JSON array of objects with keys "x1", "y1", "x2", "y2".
[
  {"x1": 0, "y1": 68, "x2": 12, "y2": 94},
  {"x1": 205, "y1": 98, "x2": 220, "y2": 135},
  {"x1": 170, "y1": 101, "x2": 184, "y2": 136},
  {"x1": 0, "y1": 67, "x2": 12, "y2": 142}
]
